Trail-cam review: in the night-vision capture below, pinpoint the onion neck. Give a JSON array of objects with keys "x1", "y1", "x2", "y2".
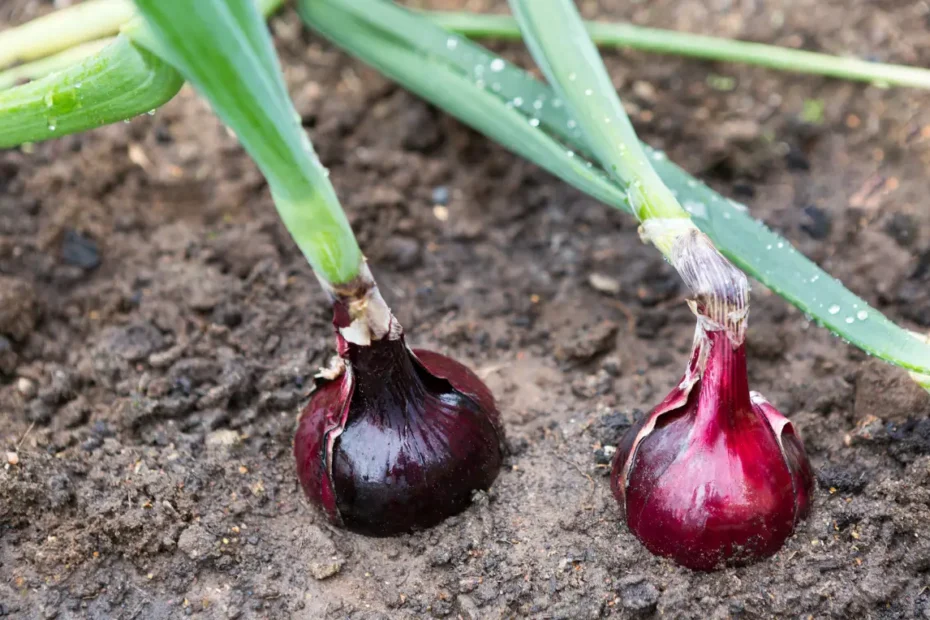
[{"x1": 693, "y1": 329, "x2": 753, "y2": 435}]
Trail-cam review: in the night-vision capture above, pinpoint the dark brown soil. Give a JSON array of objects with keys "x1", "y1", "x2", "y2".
[{"x1": 3, "y1": 0, "x2": 930, "y2": 618}]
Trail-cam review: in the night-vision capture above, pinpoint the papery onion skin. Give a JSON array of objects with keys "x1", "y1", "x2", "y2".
[
  {"x1": 610, "y1": 330, "x2": 813, "y2": 571},
  {"x1": 294, "y1": 335, "x2": 504, "y2": 536}
]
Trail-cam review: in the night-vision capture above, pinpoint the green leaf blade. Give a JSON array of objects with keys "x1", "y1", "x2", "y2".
[
  {"x1": 424, "y1": 11, "x2": 930, "y2": 91},
  {"x1": 0, "y1": 36, "x2": 182, "y2": 149},
  {"x1": 299, "y1": 0, "x2": 930, "y2": 374}
]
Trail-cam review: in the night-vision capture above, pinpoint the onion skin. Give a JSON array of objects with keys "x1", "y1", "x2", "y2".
[
  {"x1": 610, "y1": 330, "x2": 813, "y2": 571},
  {"x1": 294, "y1": 335, "x2": 504, "y2": 536}
]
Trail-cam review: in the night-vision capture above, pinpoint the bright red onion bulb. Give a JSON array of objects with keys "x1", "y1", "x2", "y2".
[
  {"x1": 294, "y1": 298, "x2": 504, "y2": 536},
  {"x1": 610, "y1": 330, "x2": 813, "y2": 571}
]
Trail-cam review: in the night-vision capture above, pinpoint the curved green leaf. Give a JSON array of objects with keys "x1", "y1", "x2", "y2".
[
  {"x1": 299, "y1": 0, "x2": 930, "y2": 374},
  {"x1": 0, "y1": 35, "x2": 182, "y2": 148},
  {"x1": 422, "y1": 11, "x2": 930, "y2": 91}
]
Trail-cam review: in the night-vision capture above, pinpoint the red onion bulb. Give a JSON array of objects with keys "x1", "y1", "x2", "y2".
[
  {"x1": 294, "y1": 291, "x2": 504, "y2": 536},
  {"x1": 611, "y1": 329, "x2": 813, "y2": 571}
]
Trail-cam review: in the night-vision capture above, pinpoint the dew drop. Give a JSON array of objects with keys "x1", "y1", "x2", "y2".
[
  {"x1": 552, "y1": 99, "x2": 563, "y2": 108},
  {"x1": 683, "y1": 201, "x2": 708, "y2": 218},
  {"x1": 47, "y1": 119, "x2": 57, "y2": 131},
  {"x1": 446, "y1": 38, "x2": 458, "y2": 50},
  {"x1": 584, "y1": 88, "x2": 593, "y2": 96},
  {"x1": 845, "y1": 317, "x2": 855, "y2": 324},
  {"x1": 147, "y1": 109, "x2": 155, "y2": 116},
  {"x1": 491, "y1": 82, "x2": 501, "y2": 92},
  {"x1": 489, "y1": 58, "x2": 505, "y2": 72},
  {"x1": 528, "y1": 118, "x2": 540, "y2": 127},
  {"x1": 533, "y1": 100, "x2": 543, "y2": 110},
  {"x1": 766, "y1": 244, "x2": 773, "y2": 250},
  {"x1": 651, "y1": 151, "x2": 666, "y2": 161},
  {"x1": 568, "y1": 72, "x2": 577, "y2": 81},
  {"x1": 857, "y1": 310, "x2": 868, "y2": 321},
  {"x1": 512, "y1": 97, "x2": 524, "y2": 107},
  {"x1": 567, "y1": 119, "x2": 577, "y2": 129},
  {"x1": 566, "y1": 150, "x2": 575, "y2": 158},
  {"x1": 828, "y1": 304, "x2": 840, "y2": 315}
]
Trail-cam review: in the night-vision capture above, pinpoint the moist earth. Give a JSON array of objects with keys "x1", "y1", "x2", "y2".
[{"x1": 3, "y1": 0, "x2": 930, "y2": 618}]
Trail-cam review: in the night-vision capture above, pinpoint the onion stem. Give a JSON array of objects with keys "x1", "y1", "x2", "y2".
[
  {"x1": 424, "y1": 11, "x2": 930, "y2": 91},
  {"x1": 508, "y1": 0, "x2": 692, "y2": 257},
  {"x1": 130, "y1": 0, "x2": 362, "y2": 286}
]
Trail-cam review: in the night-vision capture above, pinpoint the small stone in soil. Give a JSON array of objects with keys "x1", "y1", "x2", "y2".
[
  {"x1": 588, "y1": 273, "x2": 621, "y2": 295},
  {"x1": 16, "y1": 377, "x2": 36, "y2": 399},
  {"x1": 60, "y1": 230, "x2": 101, "y2": 270},
  {"x1": 618, "y1": 575, "x2": 659, "y2": 613},
  {"x1": 205, "y1": 429, "x2": 241, "y2": 452},
  {"x1": 594, "y1": 445, "x2": 616, "y2": 466},
  {"x1": 310, "y1": 558, "x2": 344, "y2": 580}
]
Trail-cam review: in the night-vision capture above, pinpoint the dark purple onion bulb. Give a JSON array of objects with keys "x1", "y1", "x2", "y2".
[
  {"x1": 294, "y1": 303, "x2": 504, "y2": 536},
  {"x1": 610, "y1": 330, "x2": 813, "y2": 571}
]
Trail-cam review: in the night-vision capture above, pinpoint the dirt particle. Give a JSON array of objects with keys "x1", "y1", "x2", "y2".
[
  {"x1": 618, "y1": 575, "x2": 659, "y2": 613},
  {"x1": 6, "y1": 451, "x2": 18, "y2": 466},
  {"x1": 96, "y1": 322, "x2": 166, "y2": 365},
  {"x1": 815, "y1": 463, "x2": 868, "y2": 494},
  {"x1": 800, "y1": 205, "x2": 831, "y2": 240},
  {"x1": 16, "y1": 377, "x2": 36, "y2": 399},
  {"x1": 456, "y1": 595, "x2": 480, "y2": 620},
  {"x1": 381, "y1": 236, "x2": 421, "y2": 271},
  {"x1": 0, "y1": 275, "x2": 37, "y2": 341},
  {"x1": 554, "y1": 320, "x2": 618, "y2": 363},
  {"x1": 205, "y1": 429, "x2": 241, "y2": 452},
  {"x1": 0, "y1": 336, "x2": 17, "y2": 375},
  {"x1": 855, "y1": 360, "x2": 930, "y2": 423},
  {"x1": 177, "y1": 524, "x2": 215, "y2": 561},
  {"x1": 60, "y1": 229, "x2": 100, "y2": 270},
  {"x1": 46, "y1": 473, "x2": 73, "y2": 509},
  {"x1": 588, "y1": 273, "x2": 621, "y2": 295},
  {"x1": 885, "y1": 212, "x2": 918, "y2": 247},
  {"x1": 310, "y1": 558, "x2": 344, "y2": 581}
]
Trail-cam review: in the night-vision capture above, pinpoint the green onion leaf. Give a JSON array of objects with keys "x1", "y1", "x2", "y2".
[
  {"x1": 0, "y1": 36, "x2": 182, "y2": 148},
  {"x1": 0, "y1": 0, "x2": 285, "y2": 147},
  {"x1": 0, "y1": 0, "x2": 134, "y2": 70},
  {"x1": 423, "y1": 11, "x2": 930, "y2": 91},
  {"x1": 299, "y1": 0, "x2": 930, "y2": 374},
  {"x1": 131, "y1": 0, "x2": 362, "y2": 285}
]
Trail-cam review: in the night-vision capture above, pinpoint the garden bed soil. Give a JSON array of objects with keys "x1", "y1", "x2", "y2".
[{"x1": 3, "y1": 0, "x2": 930, "y2": 618}]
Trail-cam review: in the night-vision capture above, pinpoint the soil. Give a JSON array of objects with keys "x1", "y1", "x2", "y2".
[{"x1": 3, "y1": 0, "x2": 930, "y2": 618}]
